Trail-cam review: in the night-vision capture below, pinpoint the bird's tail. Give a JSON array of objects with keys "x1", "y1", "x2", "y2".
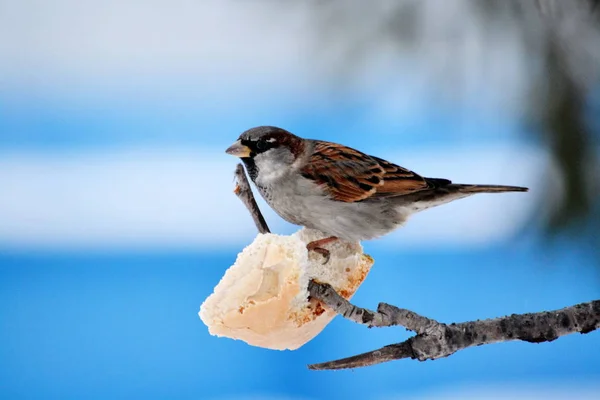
[
  {"x1": 395, "y1": 180, "x2": 528, "y2": 214},
  {"x1": 449, "y1": 184, "x2": 529, "y2": 194}
]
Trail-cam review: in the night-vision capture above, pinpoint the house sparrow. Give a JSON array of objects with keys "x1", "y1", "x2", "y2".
[{"x1": 226, "y1": 126, "x2": 528, "y2": 261}]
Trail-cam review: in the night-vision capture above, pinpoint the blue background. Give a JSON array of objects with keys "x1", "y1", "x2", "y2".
[
  {"x1": 1, "y1": 245, "x2": 599, "y2": 399},
  {"x1": 1, "y1": 1, "x2": 599, "y2": 399}
]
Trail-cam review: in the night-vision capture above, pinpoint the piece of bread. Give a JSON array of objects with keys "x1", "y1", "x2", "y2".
[{"x1": 199, "y1": 228, "x2": 374, "y2": 350}]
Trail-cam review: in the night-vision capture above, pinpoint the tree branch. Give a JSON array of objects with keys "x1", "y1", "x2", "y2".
[
  {"x1": 231, "y1": 164, "x2": 600, "y2": 370},
  {"x1": 233, "y1": 163, "x2": 270, "y2": 234},
  {"x1": 307, "y1": 281, "x2": 600, "y2": 370}
]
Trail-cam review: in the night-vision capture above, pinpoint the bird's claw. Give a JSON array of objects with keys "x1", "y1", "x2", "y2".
[
  {"x1": 309, "y1": 247, "x2": 331, "y2": 264},
  {"x1": 306, "y1": 236, "x2": 338, "y2": 265}
]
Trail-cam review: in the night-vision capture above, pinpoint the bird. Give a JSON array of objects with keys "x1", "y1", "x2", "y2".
[{"x1": 226, "y1": 126, "x2": 528, "y2": 262}]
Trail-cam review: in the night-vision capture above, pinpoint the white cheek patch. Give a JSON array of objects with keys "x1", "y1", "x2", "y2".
[{"x1": 254, "y1": 153, "x2": 287, "y2": 183}]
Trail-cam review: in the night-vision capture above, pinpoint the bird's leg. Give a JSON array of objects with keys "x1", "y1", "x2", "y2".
[{"x1": 306, "y1": 236, "x2": 338, "y2": 264}]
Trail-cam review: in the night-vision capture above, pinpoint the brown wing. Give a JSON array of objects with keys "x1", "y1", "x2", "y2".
[{"x1": 300, "y1": 141, "x2": 433, "y2": 203}]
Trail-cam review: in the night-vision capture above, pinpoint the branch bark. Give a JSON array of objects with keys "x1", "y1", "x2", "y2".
[
  {"x1": 232, "y1": 163, "x2": 600, "y2": 370},
  {"x1": 233, "y1": 164, "x2": 270, "y2": 234},
  {"x1": 307, "y1": 281, "x2": 600, "y2": 370}
]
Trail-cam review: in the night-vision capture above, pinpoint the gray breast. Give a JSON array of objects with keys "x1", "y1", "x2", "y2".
[
  {"x1": 255, "y1": 176, "x2": 406, "y2": 241},
  {"x1": 255, "y1": 179, "x2": 308, "y2": 226}
]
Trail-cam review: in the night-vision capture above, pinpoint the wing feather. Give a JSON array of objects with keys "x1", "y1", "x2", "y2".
[{"x1": 300, "y1": 141, "x2": 434, "y2": 203}]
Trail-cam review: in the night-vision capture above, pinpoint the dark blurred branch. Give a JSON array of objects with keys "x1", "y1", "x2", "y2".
[
  {"x1": 533, "y1": 1, "x2": 599, "y2": 232},
  {"x1": 232, "y1": 164, "x2": 600, "y2": 370},
  {"x1": 541, "y1": 43, "x2": 593, "y2": 231},
  {"x1": 535, "y1": 0, "x2": 600, "y2": 16}
]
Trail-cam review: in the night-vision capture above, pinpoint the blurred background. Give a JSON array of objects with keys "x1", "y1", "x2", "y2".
[{"x1": 1, "y1": 0, "x2": 599, "y2": 399}]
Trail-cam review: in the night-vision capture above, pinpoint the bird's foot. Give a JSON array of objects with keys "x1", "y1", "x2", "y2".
[{"x1": 306, "y1": 236, "x2": 338, "y2": 264}]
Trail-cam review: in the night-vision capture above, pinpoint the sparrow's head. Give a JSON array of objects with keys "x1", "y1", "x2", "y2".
[{"x1": 226, "y1": 126, "x2": 304, "y2": 181}]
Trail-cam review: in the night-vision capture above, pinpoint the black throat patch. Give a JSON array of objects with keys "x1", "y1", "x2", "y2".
[{"x1": 241, "y1": 158, "x2": 258, "y2": 182}]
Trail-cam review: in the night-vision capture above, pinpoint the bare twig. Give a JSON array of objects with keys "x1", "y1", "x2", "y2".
[
  {"x1": 307, "y1": 282, "x2": 600, "y2": 370},
  {"x1": 231, "y1": 163, "x2": 600, "y2": 371},
  {"x1": 233, "y1": 164, "x2": 270, "y2": 234},
  {"x1": 307, "y1": 281, "x2": 438, "y2": 334}
]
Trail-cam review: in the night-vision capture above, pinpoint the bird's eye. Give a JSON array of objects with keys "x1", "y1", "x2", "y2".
[{"x1": 256, "y1": 139, "x2": 269, "y2": 151}]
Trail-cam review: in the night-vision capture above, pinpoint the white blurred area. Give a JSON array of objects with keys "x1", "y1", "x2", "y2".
[
  {"x1": 0, "y1": 146, "x2": 542, "y2": 250},
  {"x1": 0, "y1": 0, "x2": 318, "y2": 108},
  {"x1": 0, "y1": 0, "x2": 569, "y2": 250},
  {"x1": 208, "y1": 382, "x2": 600, "y2": 400},
  {"x1": 396, "y1": 382, "x2": 600, "y2": 400},
  {"x1": 0, "y1": 0, "x2": 554, "y2": 114}
]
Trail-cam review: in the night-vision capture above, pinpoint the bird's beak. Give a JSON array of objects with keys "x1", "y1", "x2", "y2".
[{"x1": 225, "y1": 140, "x2": 251, "y2": 158}]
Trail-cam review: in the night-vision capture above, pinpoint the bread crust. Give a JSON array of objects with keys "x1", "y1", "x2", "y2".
[{"x1": 199, "y1": 229, "x2": 374, "y2": 350}]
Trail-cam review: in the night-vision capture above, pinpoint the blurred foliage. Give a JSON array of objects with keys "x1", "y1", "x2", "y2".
[
  {"x1": 542, "y1": 42, "x2": 591, "y2": 231},
  {"x1": 307, "y1": 0, "x2": 600, "y2": 240},
  {"x1": 530, "y1": 0, "x2": 599, "y2": 235}
]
